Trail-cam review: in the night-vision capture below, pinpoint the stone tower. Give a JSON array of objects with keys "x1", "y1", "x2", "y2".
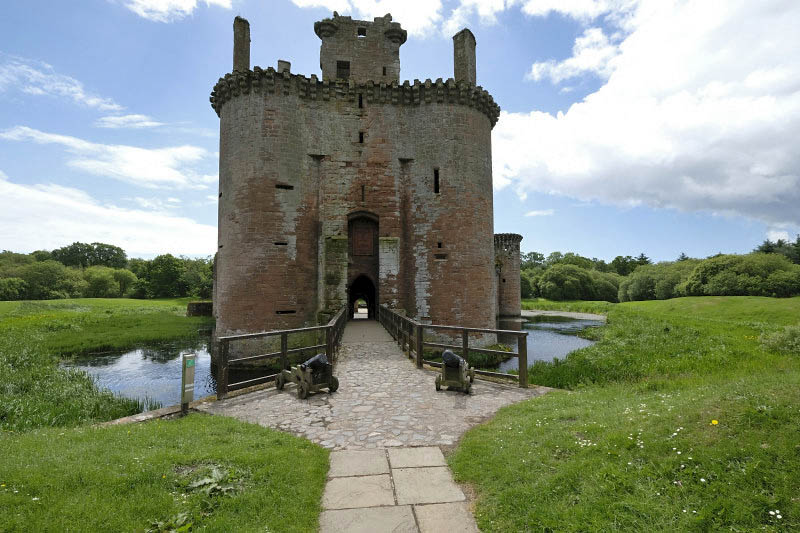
[
  {"x1": 494, "y1": 233, "x2": 523, "y2": 317},
  {"x1": 211, "y1": 14, "x2": 502, "y2": 339}
]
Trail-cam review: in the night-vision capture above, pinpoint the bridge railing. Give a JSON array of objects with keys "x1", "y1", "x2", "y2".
[
  {"x1": 377, "y1": 305, "x2": 529, "y2": 388},
  {"x1": 215, "y1": 306, "x2": 347, "y2": 399}
]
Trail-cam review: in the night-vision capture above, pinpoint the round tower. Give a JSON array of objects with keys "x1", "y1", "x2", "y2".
[{"x1": 494, "y1": 233, "x2": 523, "y2": 317}]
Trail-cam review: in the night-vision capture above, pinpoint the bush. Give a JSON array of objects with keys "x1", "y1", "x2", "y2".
[
  {"x1": 17, "y1": 261, "x2": 86, "y2": 300},
  {"x1": 83, "y1": 266, "x2": 120, "y2": 298},
  {"x1": 760, "y1": 325, "x2": 800, "y2": 355},
  {"x1": 683, "y1": 253, "x2": 800, "y2": 298},
  {"x1": 0, "y1": 278, "x2": 27, "y2": 301}
]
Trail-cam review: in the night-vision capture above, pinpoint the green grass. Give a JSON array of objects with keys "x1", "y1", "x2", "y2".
[
  {"x1": 0, "y1": 298, "x2": 214, "y2": 430},
  {"x1": 0, "y1": 413, "x2": 328, "y2": 532},
  {"x1": 522, "y1": 298, "x2": 615, "y2": 315},
  {"x1": 450, "y1": 296, "x2": 800, "y2": 531}
]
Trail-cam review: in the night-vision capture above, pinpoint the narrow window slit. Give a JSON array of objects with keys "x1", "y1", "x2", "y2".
[
  {"x1": 359, "y1": 131, "x2": 364, "y2": 143},
  {"x1": 434, "y1": 168, "x2": 440, "y2": 194},
  {"x1": 276, "y1": 310, "x2": 296, "y2": 315},
  {"x1": 358, "y1": 94, "x2": 363, "y2": 108},
  {"x1": 275, "y1": 183, "x2": 294, "y2": 190},
  {"x1": 274, "y1": 242, "x2": 288, "y2": 246}
]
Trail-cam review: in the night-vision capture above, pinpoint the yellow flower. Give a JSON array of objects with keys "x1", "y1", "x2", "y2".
[
  {"x1": 162, "y1": 475, "x2": 166, "y2": 479},
  {"x1": 711, "y1": 420, "x2": 719, "y2": 425}
]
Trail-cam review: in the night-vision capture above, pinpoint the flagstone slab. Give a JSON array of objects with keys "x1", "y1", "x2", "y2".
[
  {"x1": 388, "y1": 447, "x2": 446, "y2": 468},
  {"x1": 322, "y1": 474, "x2": 395, "y2": 509},
  {"x1": 329, "y1": 449, "x2": 390, "y2": 477},
  {"x1": 393, "y1": 466, "x2": 465, "y2": 505},
  {"x1": 414, "y1": 502, "x2": 479, "y2": 533},
  {"x1": 319, "y1": 506, "x2": 417, "y2": 533}
]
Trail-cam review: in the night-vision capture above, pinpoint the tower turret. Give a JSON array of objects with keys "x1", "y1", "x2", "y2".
[{"x1": 315, "y1": 12, "x2": 406, "y2": 83}]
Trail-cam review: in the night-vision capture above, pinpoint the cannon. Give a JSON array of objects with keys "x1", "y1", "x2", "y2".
[
  {"x1": 435, "y1": 350, "x2": 475, "y2": 394},
  {"x1": 275, "y1": 353, "x2": 339, "y2": 399}
]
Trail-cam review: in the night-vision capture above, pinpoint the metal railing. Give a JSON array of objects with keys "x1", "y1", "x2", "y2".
[
  {"x1": 215, "y1": 306, "x2": 348, "y2": 399},
  {"x1": 377, "y1": 304, "x2": 529, "y2": 388}
]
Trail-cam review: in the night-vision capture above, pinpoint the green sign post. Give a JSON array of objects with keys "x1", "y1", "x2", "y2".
[{"x1": 181, "y1": 353, "x2": 196, "y2": 414}]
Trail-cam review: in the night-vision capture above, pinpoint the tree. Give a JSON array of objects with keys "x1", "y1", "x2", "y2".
[
  {"x1": 0, "y1": 278, "x2": 27, "y2": 301},
  {"x1": 677, "y1": 252, "x2": 690, "y2": 261},
  {"x1": 635, "y1": 253, "x2": 651, "y2": 266},
  {"x1": 610, "y1": 255, "x2": 637, "y2": 276},
  {"x1": 520, "y1": 251, "x2": 545, "y2": 270},
  {"x1": 17, "y1": 260, "x2": 86, "y2": 299},
  {"x1": 83, "y1": 266, "x2": 119, "y2": 298},
  {"x1": 148, "y1": 254, "x2": 185, "y2": 297},
  {"x1": 51, "y1": 242, "x2": 127, "y2": 268},
  {"x1": 112, "y1": 269, "x2": 138, "y2": 297}
]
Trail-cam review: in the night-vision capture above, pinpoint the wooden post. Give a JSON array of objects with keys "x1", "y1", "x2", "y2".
[
  {"x1": 518, "y1": 333, "x2": 528, "y2": 388},
  {"x1": 405, "y1": 320, "x2": 411, "y2": 358},
  {"x1": 217, "y1": 339, "x2": 229, "y2": 400},
  {"x1": 325, "y1": 326, "x2": 333, "y2": 361},
  {"x1": 280, "y1": 332, "x2": 288, "y2": 371},
  {"x1": 415, "y1": 324, "x2": 423, "y2": 368},
  {"x1": 462, "y1": 330, "x2": 469, "y2": 361}
]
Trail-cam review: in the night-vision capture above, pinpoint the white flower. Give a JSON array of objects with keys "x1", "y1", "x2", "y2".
[
  {"x1": 700, "y1": 478, "x2": 706, "y2": 482},
  {"x1": 769, "y1": 511, "x2": 775, "y2": 516}
]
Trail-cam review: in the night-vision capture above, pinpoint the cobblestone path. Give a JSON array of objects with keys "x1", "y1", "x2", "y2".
[{"x1": 198, "y1": 320, "x2": 549, "y2": 450}]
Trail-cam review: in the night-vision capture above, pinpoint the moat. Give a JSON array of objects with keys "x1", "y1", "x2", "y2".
[{"x1": 62, "y1": 315, "x2": 601, "y2": 408}]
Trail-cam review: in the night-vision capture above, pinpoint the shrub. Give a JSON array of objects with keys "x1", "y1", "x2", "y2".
[
  {"x1": 760, "y1": 325, "x2": 800, "y2": 355},
  {"x1": 83, "y1": 266, "x2": 120, "y2": 298},
  {"x1": 0, "y1": 277, "x2": 27, "y2": 301},
  {"x1": 17, "y1": 261, "x2": 86, "y2": 300}
]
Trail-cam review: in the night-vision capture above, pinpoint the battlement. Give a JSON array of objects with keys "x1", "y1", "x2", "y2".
[
  {"x1": 210, "y1": 68, "x2": 501, "y2": 127},
  {"x1": 494, "y1": 233, "x2": 523, "y2": 248}
]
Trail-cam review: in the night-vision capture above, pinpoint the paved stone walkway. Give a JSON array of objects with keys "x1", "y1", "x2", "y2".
[
  {"x1": 198, "y1": 320, "x2": 550, "y2": 531},
  {"x1": 198, "y1": 320, "x2": 549, "y2": 450},
  {"x1": 320, "y1": 447, "x2": 477, "y2": 532}
]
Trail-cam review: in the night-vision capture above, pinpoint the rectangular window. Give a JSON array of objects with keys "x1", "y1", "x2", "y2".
[
  {"x1": 358, "y1": 94, "x2": 363, "y2": 108},
  {"x1": 437, "y1": 242, "x2": 442, "y2": 248},
  {"x1": 336, "y1": 60, "x2": 350, "y2": 79},
  {"x1": 359, "y1": 131, "x2": 364, "y2": 143},
  {"x1": 275, "y1": 183, "x2": 294, "y2": 190},
  {"x1": 434, "y1": 168, "x2": 440, "y2": 194},
  {"x1": 382, "y1": 66, "x2": 387, "y2": 76},
  {"x1": 357, "y1": 27, "x2": 367, "y2": 37},
  {"x1": 274, "y1": 242, "x2": 288, "y2": 246},
  {"x1": 276, "y1": 310, "x2": 296, "y2": 315}
]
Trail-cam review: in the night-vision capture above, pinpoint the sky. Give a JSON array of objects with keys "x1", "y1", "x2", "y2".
[{"x1": 1, "y1": 0, "x2": 798, "y2": 261}]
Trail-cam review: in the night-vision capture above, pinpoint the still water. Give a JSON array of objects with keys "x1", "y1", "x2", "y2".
[
  {"x1": 62, "y1": 340, "x2": 217, "y2": 410},
  {"x1": 496, "y1": 316, "x2": 604, "y2": 372}
]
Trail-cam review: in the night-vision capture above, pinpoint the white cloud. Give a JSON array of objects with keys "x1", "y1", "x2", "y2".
[
  {"x1": 527, "y1": 27, "x2": 619, "y2": 83},
  {"x1": 291, "y1": 0, "x2": 444, "y2": 37},
  {"x1": 766, "y1": 229, "x2": 791, "y2": 242},
  {"x1": 524, "y1": 209, "x2": 555, "y2": 217},
  {"x1": 122, "y1": 0, "x2": 232, "y2": 22},
  {"x1": 0, "y1": 173, "x2": 216, "y2": 257},
  {"x1": 95, "y1": 114, "x2": 165, "y2": 129},
  {"x1": 495, "y1": 0, "x2": 800, "y2": 229},
  {"x1": 0, "y1": 55, "x2": 122, "y2": 111},
  {"x1": 0, "y1": 126, "x2": 213, "y2": 189}
]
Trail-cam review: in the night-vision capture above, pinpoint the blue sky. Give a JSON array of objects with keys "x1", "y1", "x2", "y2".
[{"x1": 1, "y1": 0, "x2": 798, "y2": 261}]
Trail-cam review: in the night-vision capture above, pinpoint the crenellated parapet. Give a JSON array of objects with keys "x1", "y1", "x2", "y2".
[
  {"x1": 494, "y1": 233, "x2": 523, "y2": 251},
  {"x1": 210, "y1": 68, "x2": 501, "y2": 127}
]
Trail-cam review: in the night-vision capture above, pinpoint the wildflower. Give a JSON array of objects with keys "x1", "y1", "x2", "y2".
[
  {"x1": 32, "y1": 497, "x2": 39, "y2": 501},
  {"x1": 700, "y1": 478, "x2": 706, "y2": 482},
  {"x1": 162, "y1": 475, "x2": 166, "y2": 479},
  {"x1": 770, "y1": 511, "x2": 775, "y2": 516},
  {"x1": 711, "y1": 420, "x2": 718, "y2": 425}
]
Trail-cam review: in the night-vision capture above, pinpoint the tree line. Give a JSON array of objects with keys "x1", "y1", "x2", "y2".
[
  {"x1": 0, "y1": 242, "x2": 212, "y2": 301},
  {"x1": 522, "y1": 236, "x2": 800, "y2": 302}
]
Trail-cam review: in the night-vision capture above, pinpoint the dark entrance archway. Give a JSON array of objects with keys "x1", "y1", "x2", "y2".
[
  {"x1": 347, "y1": 211, "x2": 379, "y2": 320},
  {"x1": 349, "y1": 275, "x2": 376, "y2": 319}
]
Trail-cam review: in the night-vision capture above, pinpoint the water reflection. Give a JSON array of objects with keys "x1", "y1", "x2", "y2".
[
  {"x1": 62, "y1": 340, "x2": 218, "y2": 411},
  {"x1": 496, "y1": 316, "x2": 604, "y2": 372}
]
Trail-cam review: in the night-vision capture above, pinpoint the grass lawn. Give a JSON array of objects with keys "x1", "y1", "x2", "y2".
[
  {"x1": 450, "y1": 296, "x2": 800, "y2": 531},
  {"x1": 0, "y1": 298, "x2": 214, "y2": 430},
  {"x1": 0, "y1": 414, "x2": 328, "y2": 532}
]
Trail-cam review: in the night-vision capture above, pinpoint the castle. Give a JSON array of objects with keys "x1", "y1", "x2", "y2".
[{"x1": 211, "y1": 13, "x2": 521, "y2": 339}]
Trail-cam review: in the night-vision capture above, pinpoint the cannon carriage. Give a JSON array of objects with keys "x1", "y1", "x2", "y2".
[
  {"x1": 435, "y1": 349, "x2": 475, "y2": 394},
  {"x1": 276, "y1": 353, "x2": 339, "y2": 399}
]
